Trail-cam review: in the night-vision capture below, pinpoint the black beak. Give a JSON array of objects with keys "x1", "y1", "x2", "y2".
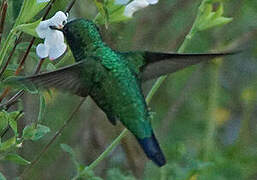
[{"x1": 49, "y1": 26, "x2": 64, "y2": 32}]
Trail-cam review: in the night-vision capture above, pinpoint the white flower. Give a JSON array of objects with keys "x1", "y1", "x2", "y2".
[
  {"x1": 124, "y1": 0, "x2": 158, "y2": 18},
  {"x1": 37, "y1": 0, "x2": 50, "y2": 3},
  {"x1": 115, "y1": 0, "x2": 130, "y2": 5},
  {"x1": 146, "y1": 0, "x2": 158, "y2": 4},
  {"x1": 36, "y1": 11, "x2": 68, "y2": 60}
]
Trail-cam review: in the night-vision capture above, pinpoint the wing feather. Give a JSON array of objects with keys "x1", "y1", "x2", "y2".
[
  {"x1": 122, "y1": 51, "x2": 238, "y2": 81},
  {"x1": 16, "y1": 61, "x2": 89, "y2": 97}
]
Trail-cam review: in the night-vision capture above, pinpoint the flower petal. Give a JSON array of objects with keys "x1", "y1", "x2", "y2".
[
  {"x1": 36, "y1": 20, "x2": 50, "y2": 38},
  {"x1": 115, "y1": 0, "x2": 130, "y2": 5},
  {"x1": 124, "y1": 0, "x2": 149, "y2": 17},
  {"x1": 36, "y1": 43, "x2": 49, "y2": 59},
  {"x1": 35, "y1": 11, "x2": 68, "y2": 60},
  {"x1": 45, "y1": 31, "x2": 65, "y2": 47},
  {"x1": 49, "y1": 11, "x2": 68, "y2": 28},
  {"x1": 37, "y1": 0, "x2": 50, "y2": 3},
  {"x1": 146, "y1": 0, "x2": 158, "y2": 5},
  {"x1": 49, "y1": 43, "x2": 67, "y2": 60},
  {"x1": 44, "y1": 30, "x2": 66, "y2": 60}
]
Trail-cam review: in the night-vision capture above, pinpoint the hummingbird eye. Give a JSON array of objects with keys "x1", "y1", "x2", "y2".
[{"x1": 62, "y1": 20, "x2": 67, "y2": 25}]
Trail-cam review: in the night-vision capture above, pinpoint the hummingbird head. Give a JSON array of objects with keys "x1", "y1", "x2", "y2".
[
  {"x1": 63, "y1": 18, "x2": 102, "y2": 46},
  {"x1": 50, "y1": 18, "x2": 102, "y2": 60}
]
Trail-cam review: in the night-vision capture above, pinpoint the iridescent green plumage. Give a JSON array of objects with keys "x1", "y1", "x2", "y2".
[{"x1": 7, "y1": 18, "x2": 237, "y2": 166}]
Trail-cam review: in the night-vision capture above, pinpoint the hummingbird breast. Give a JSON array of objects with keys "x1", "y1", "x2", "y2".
[{"x1": 88, "y1": 46, "x2": 153, "y2": 139}]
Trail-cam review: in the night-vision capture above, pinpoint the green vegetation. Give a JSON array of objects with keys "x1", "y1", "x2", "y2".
[{"x1": 0, "y1": 0, "x2": 256, "y2": 179}]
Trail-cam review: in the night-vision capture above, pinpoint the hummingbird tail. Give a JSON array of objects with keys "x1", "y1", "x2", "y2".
[{"x1": 137, "y1": 133, "x2": 166, "y2": 167}]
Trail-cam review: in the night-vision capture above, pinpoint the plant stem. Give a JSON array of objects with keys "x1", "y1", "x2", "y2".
[
  {"x1": 87, "y1": 129, "x2": 128, "y2": 171},
  {"x1": 238, "y1": 88, "x2": 255, "y2": 147},
  {"x1": 0, "y1": 0, "x2": 7, "y2": 46},
  {"x1": 0, "y1": 29, "x2": 17, "y2": 68},
  {"x1": 160, "y1": 167, "x2": 167, "y2": 180},
  {"x1": 0, "y1": 34, "x2": 23, "y2": 78},
  {"x1": 204, "y1": 61, "x2": 221, "y2": 160}
]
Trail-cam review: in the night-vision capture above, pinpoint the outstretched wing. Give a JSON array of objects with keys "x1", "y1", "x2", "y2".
[
  {"x1": 6, "y1": 61, "x2": 92, "y2": 97},
  {"x1": 122, "y1": 51, "x2": 237, "y2": 81}
]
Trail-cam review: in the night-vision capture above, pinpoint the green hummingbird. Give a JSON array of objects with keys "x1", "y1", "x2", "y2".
[{"x1": 8, "y1": 18, "x2": 237, "y2": 167}]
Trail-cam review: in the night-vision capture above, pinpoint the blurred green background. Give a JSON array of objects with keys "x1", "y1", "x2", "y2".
[{"x1": 0, "y1": 0, "x2": 257, "y2": 179}]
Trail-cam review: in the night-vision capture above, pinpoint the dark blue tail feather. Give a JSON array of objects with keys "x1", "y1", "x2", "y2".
[{"x1": 137, "y1": 133, "x2": 166, "y2": 167}]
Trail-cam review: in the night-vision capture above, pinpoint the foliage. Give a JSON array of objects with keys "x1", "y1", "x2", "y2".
[{"x1": 0, "y1": 0, "x2": 256, "y2": 179}]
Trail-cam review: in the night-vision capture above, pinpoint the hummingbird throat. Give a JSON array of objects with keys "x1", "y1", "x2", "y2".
[{"x1": 67, "y1": 37, "x2": 102, "y2": 61}]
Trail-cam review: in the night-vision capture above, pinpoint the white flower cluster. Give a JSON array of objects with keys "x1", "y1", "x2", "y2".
[
  {"x1": 37, "y1": 0, "x2": 50, "y2": 3},
  {"x1": 36, "y1": 11, "x2": 68, "y2": 60},
  {"x1": 116, "y1": 0, "x2": 159, "y2": 18}
]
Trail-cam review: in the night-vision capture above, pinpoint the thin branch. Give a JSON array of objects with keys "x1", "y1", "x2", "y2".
[
  {"x1": 0, "y1": 0, "x2": 7, "y2": 46},
  {"x1": 19, "y1": 98, "x2": 86, "y2": 179},
  {"x1": 0, "y1": 90, "x2": 24, "y2": 110},
  {"x1": 15, "y1": 37, "x2": 36, "y2": 75},
  {"x1": 42, "y1": 0, "x2": 58, "y2": 20},
  {"x1": 0, "y1": 87, "x2": 10, "y2": 103},
  {"x1": 0, "y1": 0, "x2": 4, "y2": 12},
  {"x1": 0, "y1": 34, "x2": 23, "y2": 78},
  {"x1": 66, "y1": 0, "x2": 77, "y2": 13},
  {"x1": 33, "y1": 58, "x2": 45, "y2": 74}
]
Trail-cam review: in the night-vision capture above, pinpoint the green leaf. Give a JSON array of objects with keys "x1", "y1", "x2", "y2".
[
  {"x1": 0, "y1": 111, "x2": 22, "y2": 136},
  {"x1": 0, "y1": 111, "x2": 9, "y2": 133},
  {"x1": 61, "y1": 144, "x2": 80, "y2": 170},
  {"x1": 47, "y1": 0, "x2": 70, "y2": 17},
  {"x1": 4, "y1": 153, "x2": 31, "y2": 165},
  {"x1": 197, "y1": 3, "x2": 233, "y2": 31},
  {"x1": 93, "y1": 0, "x2": 108, "y2": 26},
  {"x1": 22, "y1": 124, "x2": 50, "y2": 141},
  {"x1": 37, "y1": 95, "x2": 46, "y2": 123},
  {"x1": 8, "y1": 111, "x2": 23, "y2": 136},
  {"x1": 22, "y1": 124, "x2": 36, "y2": 140},
  {"x1": 60, "y1": 144, "x2": 75, "y2": 156},
  {"x1": 9, "y1": 111, "x2": 22, "y2": 121},
  {"x1": 17, "y1": 0, "x2": 49, "y2": 24},
  {"x1": 12, "y1": 0, "x2": 23, "y2": 19},
  {"x1": 0, "y1": 172, "x2": 6, "y2": 180},
  {"x1": 0, "y1": 137, "x2": 16, "y2": 151},
  {"x1": 107, "y1": 6, "x2": 128, "y2": 23},
  {"x1": 32, "y1": 124, "x2": 50, "y2": 141},
  {"x1": 9, "y1": 118, "x2": 18, "y2": 136},
  {"x1": 94, "y1": 0, "x2": 107, "y2": 18},
  {"x1": 46, "y1": 63, "x2": 57, "y2": 71},
  {"x1": 94, "y1": 0, "x2": 130, "y2": 25},
  {"x1": 0, "y1": 64, "x2": 18, "y2": 80},
  {"x1": 15, "y1": 19, "x2": 41, "y2": 38}
]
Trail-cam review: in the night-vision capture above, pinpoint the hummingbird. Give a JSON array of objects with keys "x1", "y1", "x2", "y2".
[{"x1": 7, "y1": 18, "x2": 237, "y2": 167}]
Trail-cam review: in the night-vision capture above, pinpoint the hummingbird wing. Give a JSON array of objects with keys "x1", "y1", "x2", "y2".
[
  {"x1": 7, "y1": 61, "x2": 89, "y2": 97},
  {"x1": 122, "y1": 51, "x2": 237, "y2": 81}
]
